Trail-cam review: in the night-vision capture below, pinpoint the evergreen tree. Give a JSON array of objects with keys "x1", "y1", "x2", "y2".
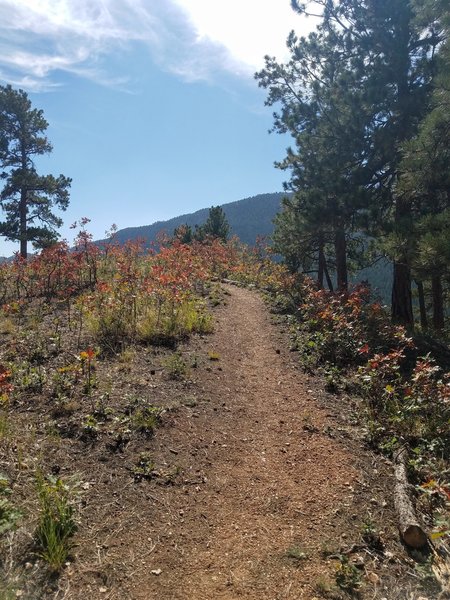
[
  {"x1": 396, "y1": 2, "x2": 450, "y2": 329},
  {"x1": 0, "y1": 85, "x2": 71, "y2": 258},
  {"x1": 272, "y1": 195, "x2": 335, "y2": 289},
  {"x1": 257, "y1": 0, "x2": 445, "y2": 323},
  {"x1": 256, "y1": 6, "x2": 373, "y2": 291},
  {"x1": 173, "y1": 223, "x2": 193, "y2": 244},
  {"x1": 201, "y1": 206, "x2": 230, "y2": 241},
  {"x1": 414, "y1": 212, "x2": 450, "y2": 330}
]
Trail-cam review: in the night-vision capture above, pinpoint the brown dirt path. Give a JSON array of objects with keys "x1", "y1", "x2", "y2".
[
  {"x1": 128, "y1": 285, "x2": 359, "y2": 599},
  {"x1": 60, "y1": 284, "x2": 402, "y2": 600}
]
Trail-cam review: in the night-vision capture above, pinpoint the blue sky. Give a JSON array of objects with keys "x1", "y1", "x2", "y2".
[{"x1": 0, "y1": 1, "x2": 313, "y2": 256}]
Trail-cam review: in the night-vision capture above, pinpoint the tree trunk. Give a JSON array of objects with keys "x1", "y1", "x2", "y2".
[
  {"x1": 317, "y1": 236, "x2": 325, "y2": 289},
  {"x1": 391, "y1": 197, "x2": 413, "y2": 327},
  {"x1": 19, "y1": 188, "x2": 28, "y2": 259},
  {"x1": 431, "y1": 275, "x2": 444, "y2": 331},
  {"x1": 416, "y1": 280, "x2": 428, "y2": 330},
  {"x1": 334, "y1": 228, "x2": 347, "y2": 292},
  {"x1": 324, "y1": 259, "x2": 334, "y2": 292},
  {"x1": 390, "y1": 15, "x2": 414, "y2": 328},
  {"x1": 393, "y1": 447, "x2": 427, "y2": 549},
  {"x1": 392, "y1": 261, "x2": 413, "y2": 327}
]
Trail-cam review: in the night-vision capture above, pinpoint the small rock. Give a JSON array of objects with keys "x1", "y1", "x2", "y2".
[
  {"x1": 151, "y1": 569, "x2": 162, "y2": 576},
  {"x1": 99, "y1": 587, "x2": 108, "y2": 594},
  {"x1": 352, "y1": 555, "x2": 365, "y2": 568},
  {"x1": 367, "y1": 572, "x2": 380, "y2": 585}
]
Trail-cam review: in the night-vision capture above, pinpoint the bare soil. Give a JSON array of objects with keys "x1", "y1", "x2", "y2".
[{"x1": 2, "y1": 285, "x2": 436, "y2": 599}]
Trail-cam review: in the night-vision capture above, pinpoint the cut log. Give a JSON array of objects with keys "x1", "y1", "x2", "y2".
[{"x1": 393, "y1": 447, "x2": 428, "y2": 549}]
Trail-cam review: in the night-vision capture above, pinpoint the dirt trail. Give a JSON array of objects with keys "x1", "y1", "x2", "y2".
[
  {"x1": 132, "y1": 285, "x2": 359, "y2": 599},
  {"x1": 63, "y1": 285, "x2": 395, "y2": 600}
]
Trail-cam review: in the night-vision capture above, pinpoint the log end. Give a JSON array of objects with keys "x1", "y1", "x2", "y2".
[{"x1": 401, "y1": 524, "x2": 428, "y2": 549}]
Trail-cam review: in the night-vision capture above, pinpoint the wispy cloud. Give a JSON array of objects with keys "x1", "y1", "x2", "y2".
[
  {"x1": 0, "y1": 0, "x2": 311, "y2": 91},
  {"x1": 0, "y1": 0, "x2": 162, "y2": 89}
]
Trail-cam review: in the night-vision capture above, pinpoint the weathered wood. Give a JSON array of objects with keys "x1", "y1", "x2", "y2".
[
  {"x1": 221, "y1": 278, "x2": 240, "y2": 286},
  {"x1": 393, "y1": 447, "x2": 428, "y2": 549}
]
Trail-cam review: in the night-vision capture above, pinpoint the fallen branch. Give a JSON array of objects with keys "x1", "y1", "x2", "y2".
[
  {"x1": 221, "y1": 278, "x2": 245, "y2": 286},
  {"x1": 393, "y1": 447, "x2": 428, "y2": 549}
]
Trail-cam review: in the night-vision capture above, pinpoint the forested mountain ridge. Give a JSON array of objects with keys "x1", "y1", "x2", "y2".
[{"x1": 98, "y1": 192, "x2": 287, "y2": 247}]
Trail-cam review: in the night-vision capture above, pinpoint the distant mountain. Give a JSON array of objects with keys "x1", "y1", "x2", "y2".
[{"x1": 99, "y1": 192, "x2": 287, "y2": 247}]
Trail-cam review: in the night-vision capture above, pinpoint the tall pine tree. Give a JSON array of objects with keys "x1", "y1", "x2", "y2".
[
  {"x1": 0, "y1": 85, "x2": 71, "y2": 258},
  {"x1": 258, "y1": 0, "x2": 445, "y2": 324},
  {"x1": 396, "y1": 0, "x2": 450, "y2": 329}
]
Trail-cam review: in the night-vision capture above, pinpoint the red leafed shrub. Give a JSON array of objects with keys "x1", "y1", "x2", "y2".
[
  {"x1": 294, "y1": 278, "x2": 412, "y2": 369},
  {"x1": 0, "y1": 365, "x2": 13, "y2": 401},
  {"x1": 289, "y1": 276, "x2": 449, "y2": 468}
]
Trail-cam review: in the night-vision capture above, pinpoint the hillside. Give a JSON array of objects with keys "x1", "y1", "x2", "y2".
[{"x1": 101, "y1": 192, "x2": 286, "y2": 247}]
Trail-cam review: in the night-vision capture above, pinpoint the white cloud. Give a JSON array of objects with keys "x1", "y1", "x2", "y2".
[
  {"x1": 172, "y1": 0, "x2": 303, "y2": 71},
  {"x1": 0, "y1": 0, "x2": 313, "y2": 90}
]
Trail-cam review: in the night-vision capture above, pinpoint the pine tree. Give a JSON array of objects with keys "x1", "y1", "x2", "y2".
[
  {"x1": 257, "y1": 0, "x2": 445, "y2": 322},
  {"x1": 173, "y1": 224, "x2": 193, "y2": 244},
  {"x1": 396, "y1": 2, "x2": 450, "y2": 329},
  {"x1": 256, "y1": 8, "x2": 372, "y2": 291},
  {"x1": 0, "y1": 85, "x2": 71, "y2": 257},
  {"x1": 201, "y1": 206, "x2": 230, "y2": 242},
  {"x1": 272, "y1": 195, "x2": 335, "y2": 289}
]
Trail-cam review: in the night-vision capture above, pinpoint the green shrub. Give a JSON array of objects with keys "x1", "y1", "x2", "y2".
[
  {"x1": 335, "y1": 555, "x2": 361, "y2": 592},
  {"x1": 35, "y1": 475, "x2": 77, "y2": 571},
  {"x1": 88, "y1": 310, "x2": 132, "y2": 353},
  {"x1": 359, "y1": 353, "x2": 450, "y2": 448},
  {"x1": 132, "y1": 404, "x2": 163, "y2": 436},
  {"x1": 132, "y1": 453, "x2": 156, "y2": 481},
  {"x1": 164, "y1": 353, "x2": 189, "y2": 380},
  {"x1": 0, "y1": 475, "x2": 21, "y2": 535}
]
